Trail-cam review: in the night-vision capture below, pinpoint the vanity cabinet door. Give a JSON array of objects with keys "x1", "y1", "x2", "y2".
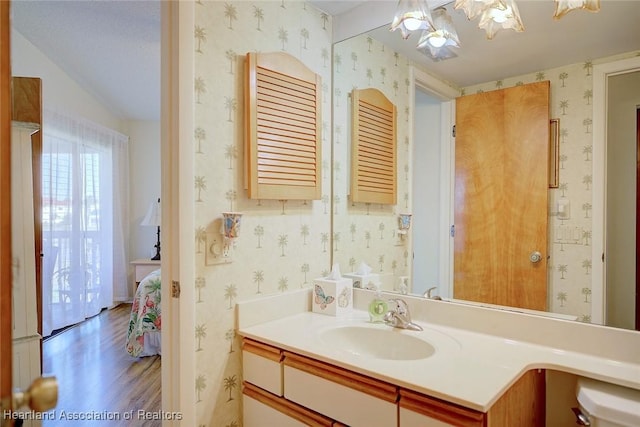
[
  {"x1": 485, "y1": 369, "x2": 545, "y2": 427},
  {"x1": 399, "y1": 389, "x2": 485, "y2": 427},
  {"x1": 242, "y1": 338, "x2": 284, "y2": 396},
  {"x1": 283, "y1": 352, "x2": 398, "y2": 427},
  {"x1": 243, "y1": 382, "x2": 335, "y2": 427}
]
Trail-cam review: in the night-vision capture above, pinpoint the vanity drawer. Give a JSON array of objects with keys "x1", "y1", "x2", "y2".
[
  {"x1": 283, "y1": 352, "x2": 398, "y2": 427},
  {"x1": 243, "y1": 382, "x2": 335, "y2": 427},
  {"x1": 243, "y1": 338, "x2": 284, "y2": 396}
]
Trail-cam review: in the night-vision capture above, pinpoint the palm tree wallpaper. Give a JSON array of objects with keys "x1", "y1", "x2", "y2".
[
  {"x1": 193, "y1": 2, "x2": 332, "y2": 425},
  {"x1": 190, "y1": 1, "x2": 640, "y2": 425}
]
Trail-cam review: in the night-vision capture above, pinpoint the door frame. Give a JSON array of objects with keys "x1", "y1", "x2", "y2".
[
  {"x1": 1, "y1": 0, "x2": 13, "y2": 417},
  {"x1": 161, "y1": 2, "x2": 196, "y2": 425},
  {"x1": 637, "y1": 107, "x2": 640, "y2": 330},
  {"x1": 410, "y1": 67, "x2": 458, "y2": 296},
  {"x1": 591, "y1": 55, "x2": 640, "y2": 325}
]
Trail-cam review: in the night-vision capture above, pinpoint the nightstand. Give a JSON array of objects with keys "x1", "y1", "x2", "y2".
[{"x1": 131, "y1": 259, "x2": 161, "y2": 285}]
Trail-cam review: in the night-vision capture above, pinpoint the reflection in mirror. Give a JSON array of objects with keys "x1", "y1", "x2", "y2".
[
  {"x1": 603, "y1": 70, "x2": 640, "y2": 330},
  {"x1": 332, "y1": 30, "x2": 414, "y2": 291},
  {"x1": 332, "y1": 24, "x2": 640, "y2": 332},
  {"x1": 350, "y1": 87, "x2": 397, "y2": 205},
  {"x1": 412, "y1": 86, "x2": 446, "y2": 299}
]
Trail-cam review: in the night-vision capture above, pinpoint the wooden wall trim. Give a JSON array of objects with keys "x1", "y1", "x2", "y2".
[{"x1": 283, "y1": 351, "x2": 398, "y2": 403}]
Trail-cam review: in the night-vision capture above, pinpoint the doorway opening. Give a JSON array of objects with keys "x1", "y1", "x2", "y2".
[
  {"x1": 605, "y1": 70, "x2": 640, "y2": 331},
  {"x1": 410, "y1": 67, "x2": 457, "y2": 299},
  {"x1": 10, "y1": 1, "x2": 164, "y2": 420},
  {"x1": 412, "y1": 88, "x2": 442, "y2": 298},
  {"x1": 592, "y1": 57, "x2": 640, "y2": 330}
]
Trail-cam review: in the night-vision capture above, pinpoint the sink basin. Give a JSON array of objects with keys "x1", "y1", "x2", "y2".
[{"x1": 319, "y1": 325, "x2": 435, "y2": 360}]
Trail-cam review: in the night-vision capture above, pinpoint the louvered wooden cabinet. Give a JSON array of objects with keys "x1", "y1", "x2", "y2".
[
  {"x1": 350, "y1": 88, "x2": 397, "y2": 205},
  {"x1": 244, "y1": 52, "x2": 322, "y2": 200}
]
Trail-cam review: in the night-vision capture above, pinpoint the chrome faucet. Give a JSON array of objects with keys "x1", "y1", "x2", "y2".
[
  {"x1": 383, "y1": 299, "x2": 423, "y2": 331},
  {"x1": 423, "y1": 287, "x2": 442, "y2": 300}
]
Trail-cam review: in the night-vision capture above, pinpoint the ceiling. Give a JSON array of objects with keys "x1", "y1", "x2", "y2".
[
  {"x1": 11, "y1": 0, "x2": 161, "y2": 121},
  {"x1": 317, "y1": 0, "x2": 640, "y2": 88},
  {"x1": 10, "y1": 1, "x2": 640, "y2": 121}
]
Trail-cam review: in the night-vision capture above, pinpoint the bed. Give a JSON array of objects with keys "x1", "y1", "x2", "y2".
[{"x1": 125, "y1": 268, "x2": 161, "y2": 357}]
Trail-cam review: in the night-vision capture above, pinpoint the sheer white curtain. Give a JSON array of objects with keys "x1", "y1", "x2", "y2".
[{"x1": 41, "y1": 108, "x2": 129, "y2": 337}]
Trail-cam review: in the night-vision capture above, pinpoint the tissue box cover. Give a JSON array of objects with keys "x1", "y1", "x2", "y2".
[
  {"x1": 312, "y1": 277, "x2": 353, "y2": 316},
  {"x1": 343, "y1": 273, "x2": 380, "y2": 290}
]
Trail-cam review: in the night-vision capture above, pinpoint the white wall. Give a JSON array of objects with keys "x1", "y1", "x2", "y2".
[
  {"x1": 125, "y1": 120, "x2": 161, "y2": 261},
  {"x1": 11, "y1": 29, "x2": 123, "y2": 131},
  {"x1": 606, "y1": 71, "x2": 640, "y2": 329},
  {"x1": 412, "y1": 89, "x2": 442, "y2": 297}
]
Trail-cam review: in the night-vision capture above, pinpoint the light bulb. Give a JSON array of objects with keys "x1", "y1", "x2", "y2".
[
  {"x1": 491, "y1": 6, "x2": 511, "y2": 23},
  {"x1": 404, "y1": 17, "x2": 423, "y2": 31},
  {"x1": 428, "y1": 35, "x2": 447, "y2": 47}
]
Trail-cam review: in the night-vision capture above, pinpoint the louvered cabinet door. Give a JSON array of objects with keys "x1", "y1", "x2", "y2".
[
  {"x1": 350, "y1": 88, "x2": 397, "y2": 205},
  {"x1": 245, "y1": 52, "x2": 322, "y2": 200}
]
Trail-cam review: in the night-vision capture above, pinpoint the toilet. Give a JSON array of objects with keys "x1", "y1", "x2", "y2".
[{"x1": 576, "y1": 377, "x2": 640, "y2": 426}]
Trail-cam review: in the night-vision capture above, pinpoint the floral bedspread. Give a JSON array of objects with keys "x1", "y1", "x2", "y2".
[{"x1": 125, "y1": 268, "x2": 161, "y2": 357}]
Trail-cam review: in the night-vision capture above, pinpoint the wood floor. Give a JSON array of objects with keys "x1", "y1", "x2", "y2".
[{"x1": 42, "y1": 303, "x2": 161, "y2": 426}]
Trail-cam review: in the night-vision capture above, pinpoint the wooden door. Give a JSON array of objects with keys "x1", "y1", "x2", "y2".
[
  {"x1": 454, "y1": 81, "x2": 549, "y2": 311},
  {"x1": 1, "y1": 1, "x2": 14, "y2": 423}
]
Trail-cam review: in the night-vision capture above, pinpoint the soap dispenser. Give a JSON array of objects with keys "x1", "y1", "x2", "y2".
[{"x1": 368, "y1": 284, "x2": 388, "y2": 323}]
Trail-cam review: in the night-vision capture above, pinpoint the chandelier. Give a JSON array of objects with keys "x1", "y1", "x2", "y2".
[{"x1": 391, "y1": 0, "x2": 601, "y2": 61}]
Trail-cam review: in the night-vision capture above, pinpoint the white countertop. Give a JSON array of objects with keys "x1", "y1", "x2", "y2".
[{"x1": 237, "y1": 291, "x2": 640, "y2": 412}]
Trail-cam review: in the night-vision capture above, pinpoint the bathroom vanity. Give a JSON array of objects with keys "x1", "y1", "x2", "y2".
[
  {"x1": 237, "y1": 289, "x2": 640, "y2": 427},
  {"x1": 242, "y1": 336, "x2": 543, "y2": 426}
]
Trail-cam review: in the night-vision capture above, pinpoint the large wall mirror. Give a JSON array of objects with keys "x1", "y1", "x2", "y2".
[
  {"x1": 332, "y1": 28, "x2": 415, "y2": 292},
  {"x1": 329, "y1": 4, "x2": 640, "y2": 333}
]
